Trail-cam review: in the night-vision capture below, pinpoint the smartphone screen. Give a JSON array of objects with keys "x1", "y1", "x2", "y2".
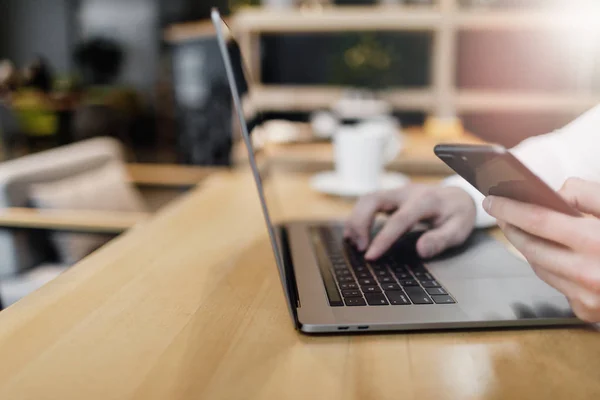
[{"x1": 435, "y1": 144, "x2": 581, "y2": 217}]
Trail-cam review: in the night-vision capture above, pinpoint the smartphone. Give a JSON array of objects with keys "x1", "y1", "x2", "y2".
[{"x1": 434, "y1": 143, "x2": 581, "y2": 217}]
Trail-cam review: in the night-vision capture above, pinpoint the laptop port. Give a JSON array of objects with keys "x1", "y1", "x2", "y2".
[
  {"x1": 357, "y1": 326, "x2": 369, "y2": 330},
  {"x1": 337, "y1": 326, "x2": 349, "y2": 330}
]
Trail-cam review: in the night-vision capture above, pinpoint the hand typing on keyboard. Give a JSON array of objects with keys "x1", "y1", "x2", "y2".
[
  {"x1": 344, "y1": 185, "x2": 476, "y2": 260},
  {"x1": 318, "y1": 228, "x2": 457, "y2": 306}
]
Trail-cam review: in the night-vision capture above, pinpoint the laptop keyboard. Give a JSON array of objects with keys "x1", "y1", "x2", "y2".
[{"x1": 317, "y1": 227, "x2": 456, "y2": 307}]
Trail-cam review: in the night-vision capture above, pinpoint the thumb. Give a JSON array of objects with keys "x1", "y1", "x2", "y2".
[
  {"x1": 559, "y1": 178, "x2": 600, "y2": 218},
  {"x1": 416, "y1": 218, "x2": 472, "y2": 259}
]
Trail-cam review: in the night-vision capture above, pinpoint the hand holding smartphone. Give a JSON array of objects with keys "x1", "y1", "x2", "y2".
[{"x1": 434, "y1": 144, "x2": 581, "y2": 217}]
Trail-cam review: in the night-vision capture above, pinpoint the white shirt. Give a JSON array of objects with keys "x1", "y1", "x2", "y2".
[{"x1": 444, "y1": 104, "x2": 600, "y2": 228}]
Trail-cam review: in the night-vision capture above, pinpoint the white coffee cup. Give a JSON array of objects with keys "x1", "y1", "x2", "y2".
[{"x1": 333, "y1": 123, "x2": 401, "y2": 193}]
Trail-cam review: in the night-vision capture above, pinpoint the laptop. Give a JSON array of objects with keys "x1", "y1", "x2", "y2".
[{"x1": 211, "y1": 9, "x2": 581, "y2": 333}]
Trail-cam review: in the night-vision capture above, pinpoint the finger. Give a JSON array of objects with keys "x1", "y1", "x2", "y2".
[
  {"x1": 501, "y1": 224, "x2": 595, "y2": 302},
  {"x1": 568, "y1": 298, "x2": 600, "y2": 323},
  {"x1": 345, "y1": 190, "x2": 407, "y2": 250},
  {"x1": 483, "y1": 195, "x2": 586, "y2": 250},
  {"x1": 559, "y1": 177, "x2": 600, "y2": 218},
  {"x1": 502, "y1": 223, "x2": 600, "y2": 322},
  {"x1": 501, "y1": 223, "x2": 600, "y2": 291},
  {"x1": 365, "y1": 197, "x2": 438, "y2": 260},
  {"x1": 529, "y1": 262, "x2": 582, "y2": 301},
  {"x1": 530, "y1": 267, "x2": 600, "y2": 323},
  {"x1": 416, "y1": 217, "x2": 472, "y2": 258}
]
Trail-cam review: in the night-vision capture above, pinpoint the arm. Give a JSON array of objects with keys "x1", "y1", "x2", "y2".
[
  {"x1": 444, "y1": 104, "x2": 600, "y2": 228},
  {"x1": 345, "y1": 105, "x2": 600, "y2": 259}
]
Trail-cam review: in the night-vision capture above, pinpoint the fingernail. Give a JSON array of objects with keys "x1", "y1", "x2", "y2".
[
  {"x1": 483, "y1": 197, "x2": 492, "y2": 211},
  {"x1": 364, "y1": 247, "x2": 376, "y2": 260}
]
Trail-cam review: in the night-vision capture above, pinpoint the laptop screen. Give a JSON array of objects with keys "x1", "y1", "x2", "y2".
[{"x1": 212, "y1": 10, "x2": 298, "y2": 319}]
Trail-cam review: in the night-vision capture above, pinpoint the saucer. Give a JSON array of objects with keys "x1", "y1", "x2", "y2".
[{"x1": 309, "y1": 171, "x2": 410, "y2": 198}]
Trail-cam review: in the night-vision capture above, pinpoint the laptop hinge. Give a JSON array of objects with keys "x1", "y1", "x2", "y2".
[{"x1": 277, "y1": 226, "x2": 301, "y2": 329}]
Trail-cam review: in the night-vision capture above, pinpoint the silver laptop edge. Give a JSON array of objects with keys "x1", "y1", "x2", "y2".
[{"x1": 212, "y1": 9, "x2": 299, "y2": 327}]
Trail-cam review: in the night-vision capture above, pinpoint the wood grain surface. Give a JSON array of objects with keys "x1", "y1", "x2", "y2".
[
  {"x1": 0, "y1": 167, "x2": 598, "y2": 400},
  {"x1": 0, "y1": 207, "x2": 149, "y2": 233},
  {"x1": 126, "y1": 163, "x2": 221, "y2": 187}
]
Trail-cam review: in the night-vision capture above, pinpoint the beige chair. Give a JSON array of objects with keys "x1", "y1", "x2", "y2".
[{"x1": 0, "y1": 138, "x2": 218, "y2": 307}]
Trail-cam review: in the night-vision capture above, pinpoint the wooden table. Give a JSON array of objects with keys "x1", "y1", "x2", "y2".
[{"x1": 0, "y1": 165, "x2": 599, "y2": 399}]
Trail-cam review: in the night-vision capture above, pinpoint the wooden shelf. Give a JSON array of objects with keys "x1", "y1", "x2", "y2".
[
  {"x1": 248, "y1": 85, "x2": 434, "y2": 112},
  {"x1": 166, "y1": 4, "x2": 600, "y2": 116},
  {"x1": 232, "y1": 6, "x2": 442, "y2": 33},
  {"x1": 246, "y1": 85, "x2": 600, "y2": 114},
  {"x1": 456, "y1": 90, "x2": 600, "y2": 113},
  {"x1": 231, "y1": 6, "x2": 600, "y2": 33},
  {"x1": 164, "y1": 20, "x2": 216, "y2": 42},
  {"x1": 166, "y1": 6, "x2": 600, "y2": 41},
  {"x1": 164, "y1": 18, "x2": 233, "y2": 43},
  {"x1": 228, "y1": 5, "x2": 600, "y2": 116},
  {"x1": 455, "y1": 9, "x2": 600, "y2": 30}
]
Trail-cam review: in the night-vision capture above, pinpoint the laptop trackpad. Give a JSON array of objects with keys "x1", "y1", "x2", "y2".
[
  {"x1": 426, "y1": 230, "x2": 533, "y2": 279},
  {"x1": 442, "y1": 277, "x2": 574, "y2": 321},
  {"x1": 426, "y1": 231, "x2": 574, "y2": 320}
]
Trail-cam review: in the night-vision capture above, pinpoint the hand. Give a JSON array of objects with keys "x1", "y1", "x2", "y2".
[
  {"x1": 483, "y1": 177, "x2": 600, "y2": 323},
  {"x1": 344, "y1": 185, "x2": 477, "y2": 260}
]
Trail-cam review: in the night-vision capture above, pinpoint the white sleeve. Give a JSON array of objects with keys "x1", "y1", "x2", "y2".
[{"x1": 443, "y1": 104, "x2": 600, "y2": 228}]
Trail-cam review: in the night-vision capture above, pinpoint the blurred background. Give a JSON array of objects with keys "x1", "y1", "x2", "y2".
[
  {"x1": 1, "y1": 0, "x2": 599, "y2": 163},
  {"x1": 0, "y1": 0, "x2": 600, "y2": 306}
]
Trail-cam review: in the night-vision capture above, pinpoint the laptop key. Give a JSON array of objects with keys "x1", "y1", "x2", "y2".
[
  {"x1": 431, "y1": 295, "x2": 455, "y2": 304},
  {"x1": 342, "y1": 290, "x2": 362, "y2": 298},
  {"x1": 356, "y1": 271, "x2": 373, "y2": 280},
  {"x1": 374, "y1": 270, "x2": 391, "y2": 277},
  {"x1": 381, "y1": 283, "x2": 401, "y2": 291},
  {"x1": 408, "y1": 262, "x2": 426, "y2": 270},
  {"x1": 345, "y1": 297, "x2": 367, "y2": 306},
  {"x1": 339, "y1": 282, "x2": 358, "y2": 290},
  {"x1": 420, "y1": 280, "x2": 440, "y2": 288},
  {"x1": 415, "y1": 272, "x2": 433, "y2": 281},
  {"x1": 333, "y1": 264, "x2": 349, "y2": 271},
  {"x1": 425, "y1": 287, "x2": 447, "y2": 296},
  {"x1": 377, "y1": 276, "x2": 394, "y2": 284},
  {"x1": 385, "y1": 290, "x2": 411, "y2": 305},
  {"x1": 349, "y1": 261, "x2": 367, "y2": 271},
  {"x1": 365, "y1": 293, "x2": 389, "y2": 306},
  {"x1": 338, "y1": 276, "x2": 356, "y2": 283},
  {"x1": 361, "y1": 286, "x2": 382, "y2": 294},
  {"x1": 404, "y1": 286, "x2": 434, "y2": 304},
  {"x1": 359, "y1": 278, "x2": 376, "y2": 286},
  {"x1": 400, "y1": 279, "x2": 418, "y2": 287},
  {"x1": 394, "y1": 272, "x2": 412, "y2": 280},
  {"x1": 335, "y1": 269, "x2": 351, "y2": 277},
  {"x1": 392, "y1": 267, "x2": 408, "y2": 274},
  {"x1": 353, "y1": 266, "x2": 368, "y2": 273}
]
